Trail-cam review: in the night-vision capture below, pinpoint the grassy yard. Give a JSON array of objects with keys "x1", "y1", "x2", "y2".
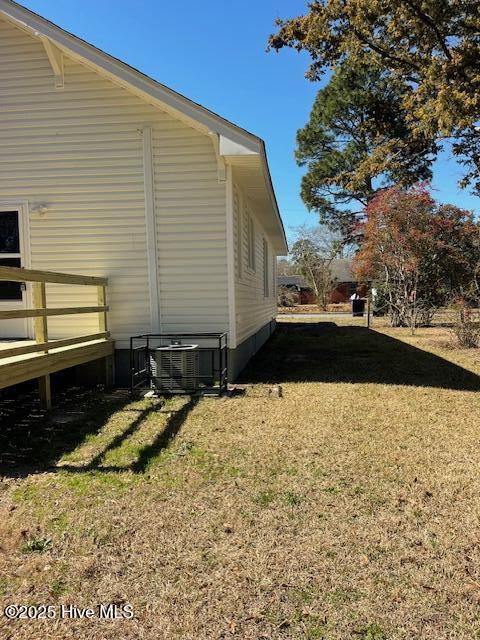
[{"x1": 1, "y1": 318, "x2": 480, "y2": 639}]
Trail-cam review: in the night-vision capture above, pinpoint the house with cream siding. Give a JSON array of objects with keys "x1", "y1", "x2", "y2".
[{"x1": 0, "y1": 0, "x2": 287, "y2": 384}]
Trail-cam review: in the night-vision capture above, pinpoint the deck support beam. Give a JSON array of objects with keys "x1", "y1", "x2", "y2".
[
  {"x1": 38, "y1": 374, "x2": 52, "y2": 410},
  {"x1": 0, "y1": 339, "x2": 114, "y2": 391}
]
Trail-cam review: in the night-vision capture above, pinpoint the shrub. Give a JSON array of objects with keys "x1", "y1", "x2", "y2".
[
  {"x1": 451, "y1": 307, "x2": 480, "y2": 348},
  {"x1": 452, "y1": 318, "x2": 480, "y2": 348},
  {"x1": 22, "y1": 537, "x2": 52, "y2": 554},
  {"x1": 278, "y1": 286, "x2": 298, "y2": 307}
]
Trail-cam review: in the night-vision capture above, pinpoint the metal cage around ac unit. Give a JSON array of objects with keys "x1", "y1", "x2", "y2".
[{"x1": 130, "y1": 332, "x2": 228, "y2": 396}]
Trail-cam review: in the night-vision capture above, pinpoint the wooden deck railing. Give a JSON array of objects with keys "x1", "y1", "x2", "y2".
[{"x1": 0, "y1": 266, "x2": 110, "y2": 408}]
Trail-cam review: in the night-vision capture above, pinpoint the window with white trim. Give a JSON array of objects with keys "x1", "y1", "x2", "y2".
[
  {"x1": 0, "y1": 210, "x2": 22, "y2": 301},
  {"x1": 263, "y1": 238, "x2": 269, "y2": 297}
]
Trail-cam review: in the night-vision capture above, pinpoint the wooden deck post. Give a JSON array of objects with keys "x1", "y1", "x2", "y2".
[
  {"x1": 97, "y1": 285, "x2": 108, "y2": 333},
  {"x1": 33, "y1": 282, "x2": 48, "y2": 349},
  {"x1": 33, "y1": 281, "x2": 51, "y2": 409},
  {"x1": 97, "y1": 285, "x2": 112, "y2": 387},
  {"x1": 38, "y1": 374, "x2": 52, "y2": 410}
]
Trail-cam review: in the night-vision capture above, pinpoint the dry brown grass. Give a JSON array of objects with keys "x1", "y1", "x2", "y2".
[
  {"x1": 1, "y1": 318, "x2": 480, "y2": 639},
  {"x1": 278, "y1": 304, "x2": 351, "y2": 313},
  {"x1": 278, "y1": 303, "x2": 322, "y2": 314},
  {"x1": 278, "y1": 303, "x2": 352, "y2": 314}
]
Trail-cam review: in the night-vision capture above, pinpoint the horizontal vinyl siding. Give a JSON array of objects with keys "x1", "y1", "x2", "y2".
[
  {"x1": 152, "y1": 125, "x2": 228, "y2": 332},
  {"x1": 0, "y1": 18, "x2": 229, "y2": 345},
  {"x1": 233, "y1": 181, "x2": 276, "y2": 345},
  {"x1": 0, "y1": 18, "x2": 151, "y2": 342}
]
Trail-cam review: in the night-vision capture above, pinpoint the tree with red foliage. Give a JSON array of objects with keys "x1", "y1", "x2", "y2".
[{"x1": 353, "y1": 185, "x2": 480, "y2": 330}]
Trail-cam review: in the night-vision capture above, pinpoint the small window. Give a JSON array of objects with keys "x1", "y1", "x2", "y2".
[
  {"x1": 263, "y1": 239, "x2": 269, "y2": 297},
  {"x1": 247, "y1": 214, "x2": 255, "y2": 271},
  {"x1": 0, "y1": 211, "x2": 20, "y2": 253}
]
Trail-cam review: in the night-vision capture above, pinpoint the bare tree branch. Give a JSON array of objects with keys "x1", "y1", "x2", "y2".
[
  {"x1": 350, "y1": 27, "x2": 421, "y2": 72},
  {"x1": 401, "y1": 0, "x2": 452, "y2": 61}
]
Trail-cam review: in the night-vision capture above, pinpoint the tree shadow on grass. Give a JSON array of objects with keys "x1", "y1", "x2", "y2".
[
  {"x1": 0, "y1": 392, "x2": 198, "y2": 478},
  {"x1": 130, "y1": 396, "x2": 198, "y2": 473},
  {"x1": 59, "y1": 396, "x2": 199, "y2": 475},
  {"x1": 0, "y1": 389, "x2": 128, "y2": 476},
  {"x1": 239, "y1": 322, "x2": 480, "y2": 391}
]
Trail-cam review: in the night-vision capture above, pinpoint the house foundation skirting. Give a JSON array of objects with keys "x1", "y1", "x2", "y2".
[
  {"x1": 112, "y1": 319, "x2": 276, "y2": 386},
  {"x1": 227, "y1": 319, "x2": 276, "y2": 380}
]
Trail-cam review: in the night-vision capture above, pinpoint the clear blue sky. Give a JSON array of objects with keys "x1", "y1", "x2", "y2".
[{"x1": 19, "y1": 0, "x2": 479, "y2": 244}]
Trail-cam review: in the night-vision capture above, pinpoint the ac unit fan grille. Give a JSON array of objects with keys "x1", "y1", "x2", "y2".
[{"x1": 150, "y1": 349, "x2": 199, "y2": 392}]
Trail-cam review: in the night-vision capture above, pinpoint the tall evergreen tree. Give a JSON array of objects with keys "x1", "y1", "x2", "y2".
[{"x1": 296, "y1": 61, "x2": 437, "y2": 236}]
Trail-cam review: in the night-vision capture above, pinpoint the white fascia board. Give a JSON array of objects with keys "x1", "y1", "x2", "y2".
[
  {"x1": 0, "y1": 0, "x2": 260, "y2": 151},
  {"x1": 259, "y1": 144, "x2": 288, "y2": 256},
  {"x1": 219, "y1": 135, "x2": 259, "y2": 157}
]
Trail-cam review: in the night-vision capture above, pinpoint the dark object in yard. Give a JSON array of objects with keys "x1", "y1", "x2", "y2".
[{"x1": 352, "y1": 299, "x2": 366, "y2": 317}]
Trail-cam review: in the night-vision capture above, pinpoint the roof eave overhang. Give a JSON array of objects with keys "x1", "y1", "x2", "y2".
[
  {"x1": 220, "y1": 137, "x2": 288, "y2": 255},
  {"x1": 0, "y1": 0, "x2": 288, "y2": 254}
]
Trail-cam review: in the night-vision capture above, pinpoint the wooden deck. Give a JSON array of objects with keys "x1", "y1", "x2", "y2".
[
  {"x1": 0, "y1": 266, "x2": 114, "y2": 408},
  {"x1": 0, "y1": 337, "x2": 114, "y2": 390}
]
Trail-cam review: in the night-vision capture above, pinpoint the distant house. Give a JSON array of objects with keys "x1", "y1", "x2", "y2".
[
  {"x1": 277, "y1": 259, "x2": 364, "y2": 305},
  {"x1": 0, "y1": 0, "x2": 288, "y2": 384},
  {"x1": 277, "y1": 275, "x2": 315, "y2": 304},
  {"x1": 329, "y1": 259, "x2": 358, "y2": 303}
]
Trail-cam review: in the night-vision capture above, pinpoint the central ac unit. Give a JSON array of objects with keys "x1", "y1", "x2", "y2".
[{"x1": 150, "y1": 343, "x2": 199, "y2": 393}]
